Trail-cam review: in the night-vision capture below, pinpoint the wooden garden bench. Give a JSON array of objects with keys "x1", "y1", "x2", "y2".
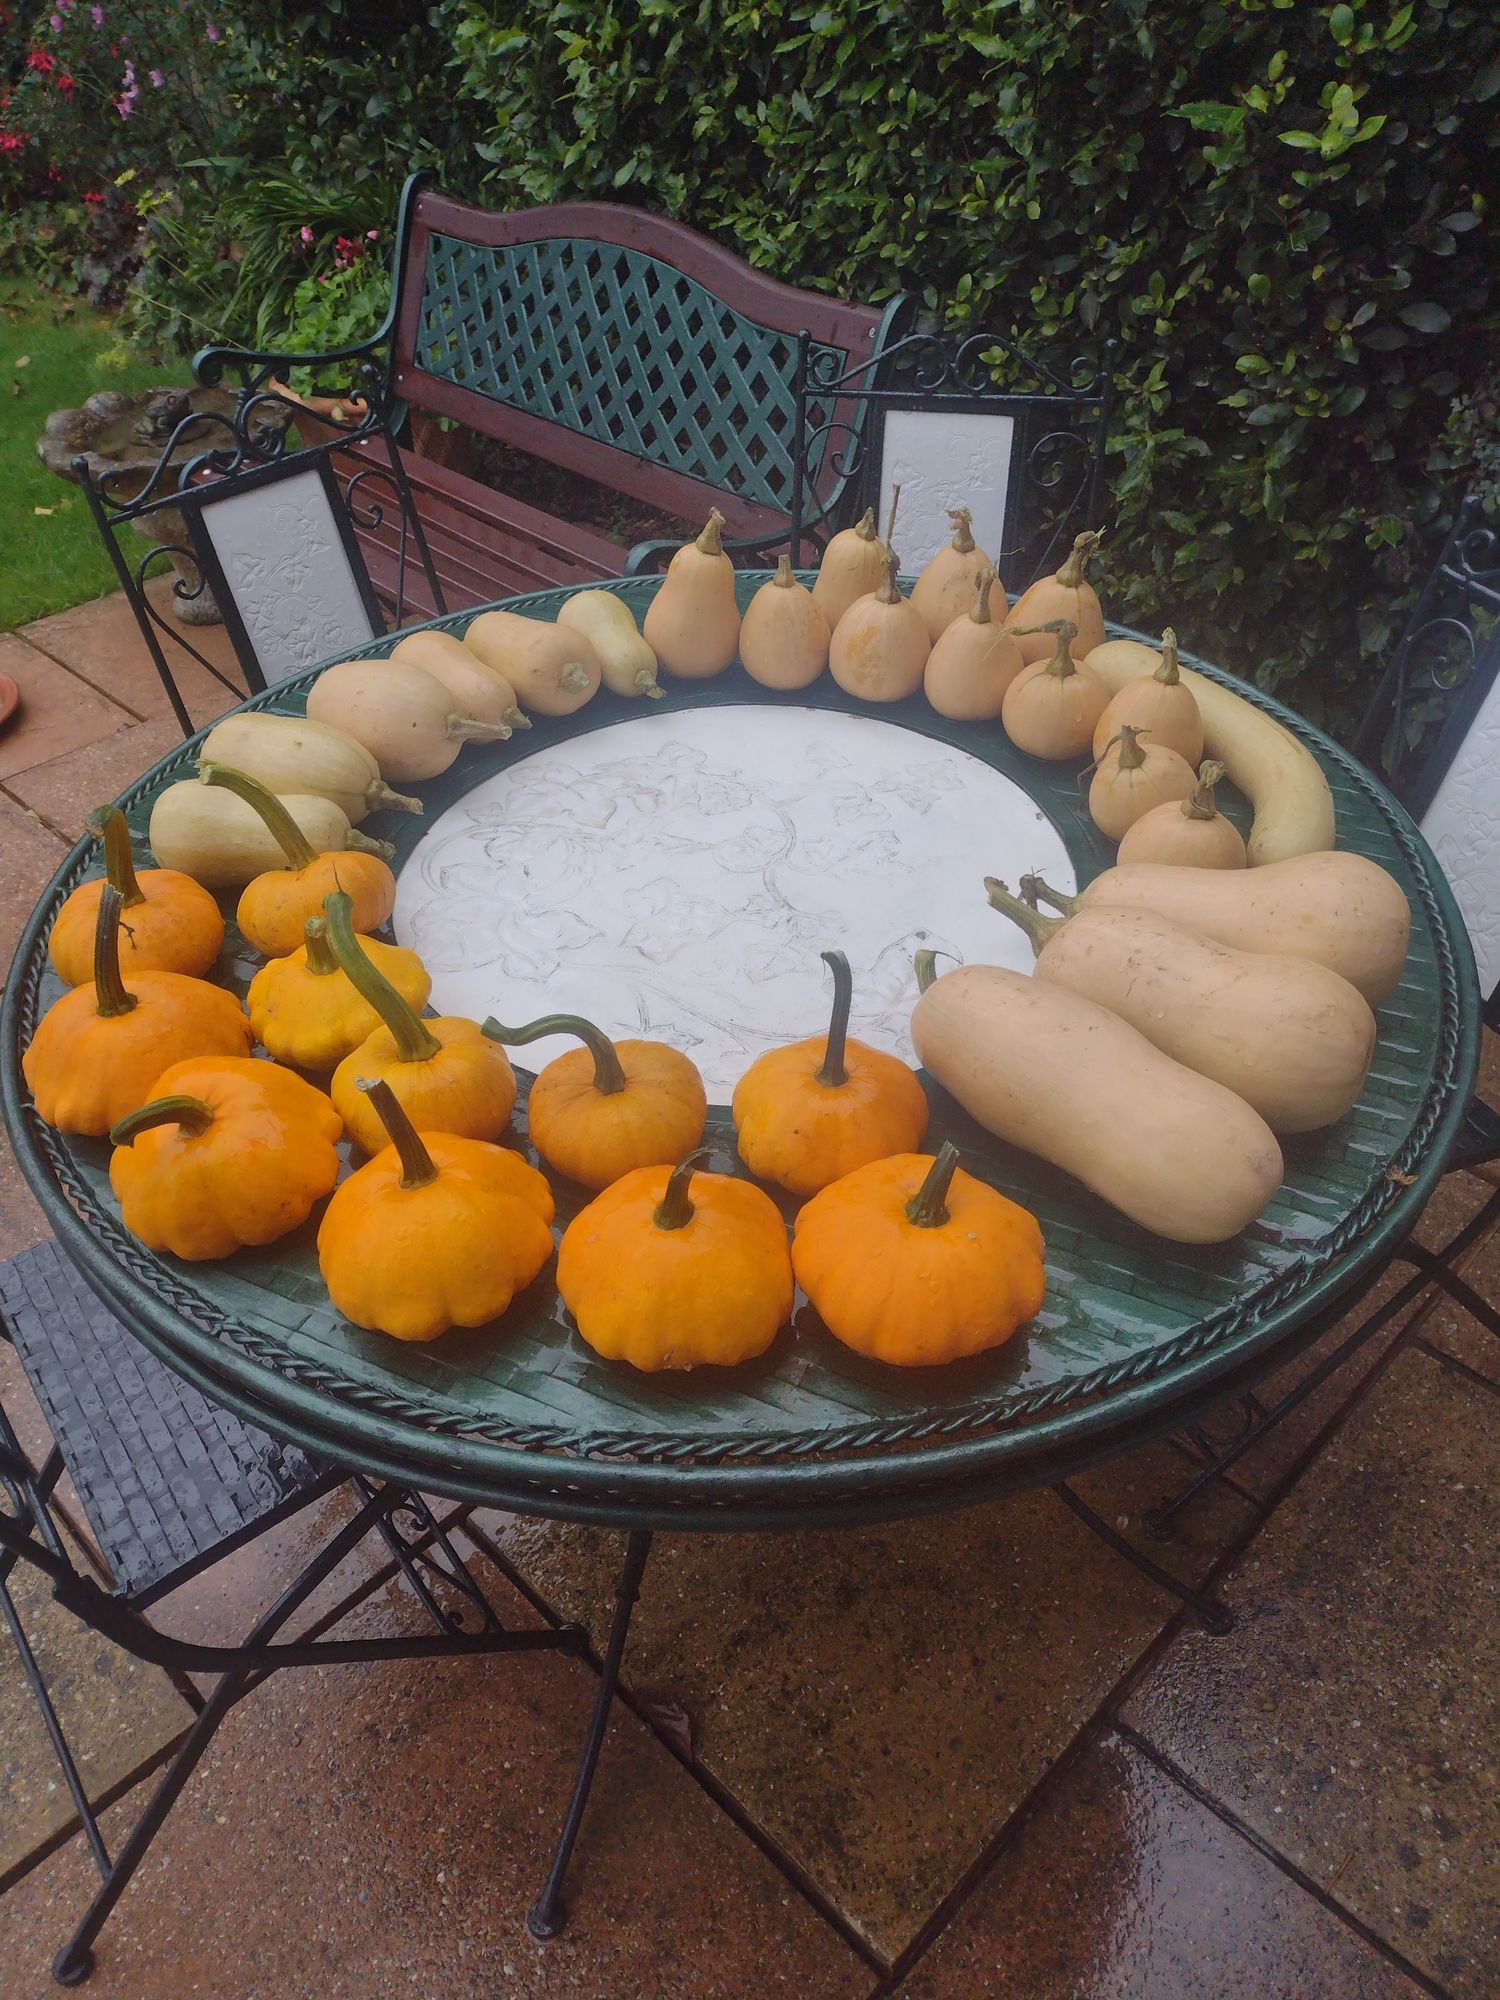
[{"x1": 196, "y1": 174, "x2": 904, "y2": 617}]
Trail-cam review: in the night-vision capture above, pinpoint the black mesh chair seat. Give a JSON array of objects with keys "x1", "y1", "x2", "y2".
[{"x1": 0, "y1": 1239, "x2": 332, "y2": 1603}]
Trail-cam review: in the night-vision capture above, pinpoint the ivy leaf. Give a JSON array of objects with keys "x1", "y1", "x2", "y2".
[{"x1": 1399, "y1": 302, "x2": 1452, "y2": 333}]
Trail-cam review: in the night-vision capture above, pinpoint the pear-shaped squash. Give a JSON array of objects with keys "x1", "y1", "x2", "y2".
[
  {"x1": 922, "y1": 566, "x2": 1026, "y2": 721},
  {"x1": 556, "y1": 590, "x2": 664, "y2": 698},
  {"x1": 1116, "y1": 760, "x2": 1248, "y2": 870},
  {"x1": 739, "y1": 556, "x2": 830, "y2": 689},
  {"x1": 642, "y1": 508, "x2": 741, "y2": 679},
  {"x1": 909, "y1": 508, "x2": 1002, "y2": 640},
  {"x1": 1004, "y1": 530, "x2": 1106, "y2": 664},
  {"x1": 389, "y1": 630, "x2": 530, "y2": 732},
  {"x1": 810, "y1": 508, "x2": 888, "y2": 630},
  {"x1": 1000, "y1": 620, "x2": 1110, "y2": 760},
  {"x1": 1088, "y1": 724, "x2": 1198, "y2": 841},
  {"x1": 1090, "y1": 629, "x2": 1204, "y2": 766},
  {"x1": 828, "y1": 549, "x2": 929, "y2": 702},
  {"x1": 459, "y1": 611, "x2": 601, "y2": 716}
]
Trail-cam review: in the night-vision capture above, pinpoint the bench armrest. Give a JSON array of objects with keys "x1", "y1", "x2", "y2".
[{"x1": 192, "y1": 333, "x2": 387, "y2": 394}]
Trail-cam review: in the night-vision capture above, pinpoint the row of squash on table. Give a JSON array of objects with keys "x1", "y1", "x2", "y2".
[{"x1": 19, "y1": 506, "x2": 1415, "y2": 1371}]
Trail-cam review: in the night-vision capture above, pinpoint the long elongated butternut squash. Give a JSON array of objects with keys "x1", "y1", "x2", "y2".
[
  {"x1": 911, "y1": 957, "x2": 1283, "y2": 1244},
  {"x1": 1029, "y1": 852, "x2": 1410, "y2": 1005},
  {"x1": 1084, "y1": 639, "x2": 1334, "y2": 865},
  {"x1": 987, "y1": 880, "x2": 1376, "y2": 1133},
  {"x1": 199, "y1": 712, "x2": 420, "y2": 822}
]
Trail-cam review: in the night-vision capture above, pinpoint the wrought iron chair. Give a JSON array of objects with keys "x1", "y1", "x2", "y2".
[
  {"x1": 1145, "y1": 497, "x2": 1500, "y2": 1536},
  {"x1": 0, "y1": 1237, "x2": 584, "y2": 1986},
  {"x1": 788, "y1": 321, "x2": 1118, "y2": 582},
  {"x1": 74, "y1": 389, "x2": 445, "y2": 737}
]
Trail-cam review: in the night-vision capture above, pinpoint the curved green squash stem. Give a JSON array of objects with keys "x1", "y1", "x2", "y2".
[
  {"x1": 969, "y1": 565, "x2": 996, "y2": 626},
  {"x1": 654, "y1": 1147, "x2": 711, "y2": 1230},
  {"x1": 1014, "y1": 618, "x2": 1078, "y2": 679},
  {"x1": 323, "y1": 890, "x2": 441, "y2": 1062},
  {"x1": 814, "y1": 949, "x2": 852, "y2": 1087},
  {"x1": 357, "y1": 1075, "x2": 437, "y2": 1188},
  {"x1": 110, "y1": 1094, "x2": 213, "y2": 1145},
  {"x1": 1020, "y1": 873, "x2": 1079, "y2": 917},
  {"x1": 1111, "y1": 723, "x2": 1147, "y2": 772},
  {"x1": 1155, "y1": 629, "x2": 1180, "y2": 686},
  {"x1": 913, "y1": 948, "x2": 940, "y2": 994},
  {"x1": 481, "y1": 1012, "x2": 626, "y2": 1095},
  {"x1": 1054, "y1": 529, "x2": 1103, "y2": 589},
  {"x1": 198, "y1": 761, "x2": 319, "y2": 870},
  {"x1": 93, "y1": 806, "x2": 145, "y2": 908},
  {"x1": 92, "y1": 884, "x2": 136, "y2": 1020},
  {"x1": 302, "y1": 915, "x2": 339, "y2": 976},
  {"x1": 1185, "y1": 759, "x2": 1226, "y2": 820},
  {"x1": 983, "y1": 877, "x2": 1062, "y2": 956},
  {"x1": 905, "y1": 1142, "x2": 960, "y2": 1228},
  {"x1": 345, "y1": 828, "x2": 397, "y2": 860}
]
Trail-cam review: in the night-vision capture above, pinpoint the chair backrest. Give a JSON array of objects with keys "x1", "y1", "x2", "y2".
[
  {"x1": 789, "y1": 326, "x2": 1117, "y2": 583},
  {"x1": 389, "y1": 185, "x2": 897, "y2": 540},
  {"x1": 1354, "y1": 496, "x2": 1500, "y2": 1004}
]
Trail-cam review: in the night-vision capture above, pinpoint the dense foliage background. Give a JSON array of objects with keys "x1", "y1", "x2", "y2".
[{"x1": 5, "y1": 0, "x2": 1498, "y2": 726}]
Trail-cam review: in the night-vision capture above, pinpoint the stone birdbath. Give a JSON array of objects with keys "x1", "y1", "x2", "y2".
[{"x1": 37, "y1": 387, "x2": 293, "y2": 625}]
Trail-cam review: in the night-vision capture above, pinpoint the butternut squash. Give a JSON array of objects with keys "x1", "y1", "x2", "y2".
[
  {"x1": 199, "y1": 712, "x2": 420, "y2": 822},
  {"x1": 391, "y1": 629, "x2": 530, "y2": 730},
  {"x1": 147, "y1": 782, "x2": 390, "y2": 889},
  {"x1": 911, "y1": 954, "x2": 1284, "y2": 1243},
  {"x1": 988, "y1": 879, "x2": 1376, "y2": 1132},
  {"x1": 461, "y1": 610, "x2": 602, "y2": 716},
  {"x1": 1116, "y1": 761, "x2": 1247, "y2": 870},
  {"x1": 556, "y1": 589, "x2": 664, "y2": 698},
  {"x1": 1088, "y1": 724, "x2": 1197, "y2": 841},
  {"x1": 1090, "y1": 629, "x2": 1204, "y2": 767},
  {"x1": 305, "y1": 660, "x2": 510, "y2": 781},
  {"x1": 1085, "y1": 638, "x2": 1334, "y2": 864},
  {"x1": 910, "y1": 507, "x2": 1001, "y2": 640},
  {"x1": 1003, "y1": 530, "x2": 1106, "y2": 664},
  {"x1": 811, "y1": 507, "x2": 888, "y2": 630},
  {"x1": 641, "y1": 508, "x2": 741, "y2": 680},
  {"x1": 1027, "y1": 850, "x2": 1410, "y2": 1005},
  {"x1": 738, "y1": 556, "x2": 830, "y2": 689},
  {"x1": 922, "y1": 566, "x2": 1026, "y2": 721},
  {"x1": 828, "y1": 549, "x2": 929, "y2": 702},
  {"x1": 1000, "y1": 619, "x2": 1109, "y2": 759}
]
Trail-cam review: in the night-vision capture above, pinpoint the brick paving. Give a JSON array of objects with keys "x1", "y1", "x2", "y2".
[{"x1": 1, "y1": 590, "x2": 1496, "y2": 1998}]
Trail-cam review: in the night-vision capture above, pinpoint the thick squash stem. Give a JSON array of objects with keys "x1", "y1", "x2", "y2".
[
  {"x1": 110, "y1": 1095, "x2": 214, "y2": 1145},
  {"x1": 947, "y1": 506, "x2": 975, "y2": 554},
  {"x1": 345, "y1": 828, "x2": 397, "y2": 860},
  {"x1": 875, "y1": 548, "x2": 902, "y2": 607},
  {"x1": 696, "y1": 508, "x2": 727, "y2": 557},
  {"x1": 905, "y1": 1142, "x2": 961, "y2": 1228},
  {"x1": 92, "y1": 883, "x2": 137, "y2": 1020},
  {"x1": 852, "y1": 507, "x2": 877, "y2": 543},
  {"x1": 1012, "y1": 618, "x2": 1079, "y2": 679},
  {"x1": 1054, "y1": 529, "x2": 1103, "y2": 590},
  {"x1": 1110, "y1": 724, "x2": 1148, "y2": 772},
  {"x1": 504, "y1": 705, "x2": 533, "y2": 730},
  {"x1": 636, "y1": 668, "x2": 666, "y2": 700},
  {"x1": 323, "y1": 890, "x2": 442, "y2": 1063},
  {"x1": 969, "y1": 565, "x2": 996, "y2": 626},
  {"x1": 445, "y1": 714, "x2": 512, "y2": 743},
  {"x1": 913, "y1": 948, "x2": 941, "y2": 993},
  {"x1": 1185, "y1": 758, "x2": 1227, "y2": 820},
  {"x1": 1155, "y1": 629, "x2": 1181, "y2": 687},
  {"x1": 302, "y1": 915, "x2": 339, "y2": 977},
  {"x1": 199, "y1": 761, "x2": 319, "y2": 870},
  {"x1": 357, "y1": 1075, "x2": 438, "y2": 1189},
  {"x1": 1021, "y1": 873, "x2": 1080, "y2": 917},
  {"x1": 773, "y1": 554, "x2": 795, "y2": 588},
  {"x1": 481, "y1": 1012, "x2": 627, "y2": 1095},
  {"x1": 654, "y1": 1147, "x2": 711, "y2": 1231},
  {"x1": 814, "y1": 949, "x2": 853, "y2": 1088},
  {"x1": 983, "y1": 877, "x2": 1062, "y2": 956},
  {"x1": 368, "y1": 780, "x2": 424, "y2": 815},
  {"x1": 94, "y1": 806, "x2": 145, "y2": 908}
]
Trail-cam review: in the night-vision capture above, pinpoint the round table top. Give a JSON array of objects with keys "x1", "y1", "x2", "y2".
[{"x1": 0, "y1": 575, "x2": 1481, "y2": 1531}]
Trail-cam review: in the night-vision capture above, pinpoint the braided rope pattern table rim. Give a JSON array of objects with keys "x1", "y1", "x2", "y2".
[{"x1": 0, "y1": 595, "x2": 1477, "y2": 1485}]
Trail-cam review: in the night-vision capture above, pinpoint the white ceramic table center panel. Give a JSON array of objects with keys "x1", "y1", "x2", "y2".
[{"x1": 393, "y1": 703, "x2": 1076, "y2": 1100}]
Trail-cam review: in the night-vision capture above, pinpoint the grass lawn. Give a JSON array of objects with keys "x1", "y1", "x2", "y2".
[{"x1": 0, "y1": 289, "x2": 168, "y2": 634}]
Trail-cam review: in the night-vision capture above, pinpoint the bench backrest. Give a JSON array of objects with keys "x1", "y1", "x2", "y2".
[{"x1": 389, "y1": 185, "x2": 895, "y2": 539}]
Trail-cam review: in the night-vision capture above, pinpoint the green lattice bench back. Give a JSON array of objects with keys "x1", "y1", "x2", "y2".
[{"x1": 389, "y1": 189, "x2": 899, "y2": 542}]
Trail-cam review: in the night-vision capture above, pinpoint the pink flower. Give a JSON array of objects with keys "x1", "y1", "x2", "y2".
[
  {"x1": 0, "y1": 131, "x2": 25, "y2": 153},
  {"x1": 366, "y1": 228, "x2": 378, "y2": 239},
  {"x1": 148, "y1": 67, "x2": 162, "y2": 86},
  {"x1": 115, "y1": 54, "x2": 136, "y2": 118},
  {"x1": 57, "y1": 71, "x2": 75, "y2": 94},
  {"x1": 90, "y1": 3, "x2": 102, "y2": 21},
  {"x1": 204, "y1": 19, "x2": 218, "y2": 39},
  {"x1": 298, "y1": 224, "x2": 314, "y2": 244},
  {"x1": 50, "y1": 12, "x2": 63, "y2": 28}
]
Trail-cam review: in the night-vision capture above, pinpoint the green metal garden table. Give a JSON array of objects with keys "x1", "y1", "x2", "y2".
[{"x1": 1, "y1": 575, "x2": 1481, "y2": 1537}]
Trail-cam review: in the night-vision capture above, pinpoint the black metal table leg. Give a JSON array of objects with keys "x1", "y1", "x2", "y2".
[
  {"x1": 528, "y1": 1528, "x2": 653, "y2": 1941},
  {"x1": 1053, "y1": 1481, "x2": 1233, "y2": 1634}
]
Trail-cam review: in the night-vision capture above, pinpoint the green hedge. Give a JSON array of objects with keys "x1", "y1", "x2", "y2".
[{"x1": 132, "y1": 1, "x2": 1500, "y2": 728}]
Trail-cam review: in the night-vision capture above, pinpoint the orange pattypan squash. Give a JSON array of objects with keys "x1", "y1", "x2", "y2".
[
  {"x1": 248, "y1": 913, "x2": 431, "y2": 1071},
  {"x1": 557, "y1": 1148, "x2": 793, "y2": 1370},
  {"x1": 792, "y1": 1143, "x2": 1046, "y2": 1366},
  {"x1": 199, "y1": 761, "x2": 395, "y2": 958},
  {"x1": 24, "y1": 884, "x2": 253, "y2": 1136},
  {"x1": 49, "y1": 806, "x2": 224, "y2": 987},
  {"x1": 321, "y1": 891, "x2": 515, "y2": 1152},
  {"x1": 318, "y1": 1077, "x2": 554, "y2": 1341},
  {"x1": 732, "y1": 949, "x2": 928, "y2": 1195},
  {"x1": 108, "y1": 1057, "x2": 342, "y2": 1260},
  {"x1": 482, "y1": 1012, "x2": 706, "y2": 1190}
]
